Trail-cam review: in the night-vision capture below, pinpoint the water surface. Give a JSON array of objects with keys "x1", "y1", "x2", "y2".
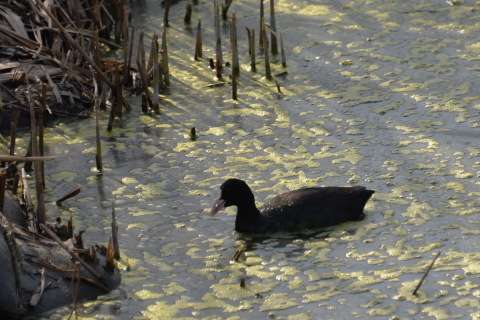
[{"x1": 21, "y1": 0, "x2": 480, "y2": 319}]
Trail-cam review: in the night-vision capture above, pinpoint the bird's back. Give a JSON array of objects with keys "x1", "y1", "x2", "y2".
[{"x1": 257, "y1": 186, "x2": 374, "y2": 232}]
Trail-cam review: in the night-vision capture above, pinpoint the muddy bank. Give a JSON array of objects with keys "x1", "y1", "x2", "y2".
[{"x1": 0, "y1": 186, "x2": 121, "y2": 318}]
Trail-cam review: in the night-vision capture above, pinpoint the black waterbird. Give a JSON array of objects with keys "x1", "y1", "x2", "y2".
[{"x1": 210, "y1": 178, "x2": 374, "y2": 233}]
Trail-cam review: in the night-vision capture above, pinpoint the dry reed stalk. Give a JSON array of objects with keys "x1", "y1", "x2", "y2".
[
  {"x1": 262, "y1": 17, "x2": 272, "y2": 80},
  {"x1": 152, "y1": 35, "x2": 160, "y2": 112},
  {"x1": 114, "y1": 0, "x2": 123, "y2": 41},
  {"x1": 231, "y1": 12, "x2": 239, "y2": 77},
  {"x1": 68, "y1": 262, "x2": 80, "y2": 320},
  {"x1": 184, "y1": 3, "x2": 192, "y2": 23},
  {"x1": 246, "y1": 28, "x2": 256, "y2": 72},
  {"x1": 194, "y1": 19, "x2": 202, "y2": 60},
  {"x1": 161, "y1": 28, "x2": 170, "y2": 86},
  {"x1": 259, "y1": 0, "x2": 264, "y2": 48},
  {"x1": 141, "y1": 92, "x2": 148, "y2": 113},
  {"x1": 29, "y1": 268, "x2": 47, "y2": 307},
  {"x1": 222, "y1": 0, "x2": 234, "y2": 20},
  {"x1": 92, "y1": 29, "x2": 106, "y2": 109},
  {"x1": 136, "y1": 31, "x2": 153, "y2": 110},
  {"x1": 39, "y1": 83, "x2": 46, "y2": 188},
  {"x1": 26, "y1": 82, "x2": 45, "y2": 226},
  {"x1": 0, "y1": 155, "x2": 57, "y2": 162},
  {"x1": 107, "y1": 82, "x2": 116, "y2": 132},
  {"x1": 73, "y1": 0, "x2": 81, "y2": 29},
  {"x1": 232, "y1": 71, "x2": 237, "y2": 100},
  {"x1": 214, "y1": 0, "x2": 223, "y2": 78},
  {"x1": 164, "y1": 0, "x2": 171, "y2": 27},
  {"x1": 9, "y1": 109, "x2": 19, "y2": 157},
  {"x1": 56, "y1": 188, "x2": 81, "y2": 206},
  {"x1": 124, "y1": 25, "x2": 135, "y2": 85},
  {"x1": 275, "y1": 80, "x2": 282, "y2": 94},
  {"x1": 122, "y1": 5, "x2": 129, "y2": 82},
  {"x1": 231, "y1": 13, "x2": 239, "y2": 100},
  {"x1": 111, "y1": 205, "x2": 120, "y2": 259},
  {"x1": 91, "y1": 70, "x2": 103, "y2": 171},
  {"x1": 413, "y1": 251, "x2": 441, "y2": 296},
  {"x1": 106, "y1": 237, "x2": 116, "y2": 272},
  {"x1": 115, "y1": 66, "x2": 123, "y2": 118},
  {"x1": 231, "y1": 244, "x2": 245, "y2": 262},
  {"x1": 36, "y1": 0, "x2": 131, "y2": 116},
  {"x1": 0, "y1": 171, "x2": 6, "y2": 212},
  {"x1": 280, "y1": 32, "x2": 286, "y2": 67},
  {"x1": 12, "y1": 173, "x2": 19, "y2": 195},
  {"x1": 269, "y1": 0, "x2": 278, "y2": 54},
  {"x1": 39, "y1": 224, "x2": 110, "y2": 291},
  {"x1": 68, "y1": 216, "x2": 73, "y2": 239}
]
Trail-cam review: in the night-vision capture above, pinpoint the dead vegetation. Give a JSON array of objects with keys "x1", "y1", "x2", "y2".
[{"x1": 0, "y1": 0, "x2": 129, "y2": 131}]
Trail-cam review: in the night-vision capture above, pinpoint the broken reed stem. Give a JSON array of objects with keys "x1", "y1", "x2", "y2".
[
  {"x1": 259, "y1": 0, "x2": 264, "y2": 48},
  {"x1": 231, "y1": 13, "x2": 239, "y2": 100},
  {"x1": 162, "y1": 28, "x2": 170, "y2": 86},
  {"x1": 111, "y1": 205, "x2": 120, "y2": 259},
  {"x1": 246, "y1": 28, "x2": 256, "y2": 72},
  {"x1": 141, "y1": 93, "x2": 148, "y2": 113},
  {"x1": 92, "y1": 29, "x2": 106, "y2": 109},
  {"x1": 122, "y1": 5, "x2": 129, "y2": 83},
  {"x1": 194, "y1": 19, "x2": 202, "y2": 60},
  {"x1": 0, "y1": 155, "x2": 57, "y2": 162},
  {"x1": 27, "y1": 85, "x2": 45, "y2": 226},
  {"x1": 136, "y1": 31, "x2": 154, "y2": 110},
  {"x1": 231, "y1": 244, "x2": 245, "y2": 262},
  {"x1": 231, "y1": 13, "x2": 239, "y2": 77},
  {"x1": 269, "y1": 0, "x2": 278, "y2": 54},
  {"x1": 222, "y1": 0, "x2": 234, "y2": 20},
  {"x1": 106, "y1": 238, "x2": 116, "y2": 272},
  {"x1": 36, "y1": 0, "x2": 131, "y2": 110},
  {"x1": 147, "y1": 34, "x2": 154, "y2": 78},
  {"x1": 275, "y1": 80, "x2": 282, "y2": 94},
  {"x1": 116, "y1": 67, "x2": 123, "y2": 118},
  {"x1": 280, "y1": 32, "x2": 286, "y2": 67},
  {"x1": 152, "y1": 35, "x2": 160, "y2": 112},
  {"x1": 413, "y1": 251, "x2": 441, "y2": 296},
  {"x1": 56, "y1": 188, "x2": 81, "y2": 206},
  {"x1": 39, "y1": 83, "x2": 46, "y2": 188},
  {"x1": 93, "y1": 83, "x2": 103, "y2": 171},
  {"x1": 124, "y1": 25, "x2": 135, "y2": 85},
  {"x1": 69, "y1": 262, "x2": 81, "y2": 319},
  {"x1": 251, "y1": 29, "x2": 256, "y2": 71},
  {"x1": 262, "y1": 18, "x2": 272, "y2": 80},
  {"x1": 39, "y1": 224, "x2": 110, "y2": 291},
  {"x1": 68, "y1": 216, "x2": 73, "y2": 239},
  {"x1": 9, "y1": 109, "x2": 19, "y2": 157},
  {"x1": 0, "y1": 171, "x2": 6, "y2": 212},
  {"x1": 114, "y1": 0, "x2": 123, "y2": 42},
  {"x1": 164, "y1": 0, "x2": 171, "y2": 27},
  {"x1": 214, "y1": 0, "x2": 223, "y2": 78},
  {"x1": 35, "y1": 0, "x2": 114, "y2": 89},
  {"x1": 232, "y1": 70, "x2": 237, "y2": 100},
  {"x1": 12, "y1": 173, "x2": 19, "y2": 196},
  {"x1": 184, "y1": 3, "x2": 192, "y2": 23},
  {"x1": 29, "y1": 268, "x2": 46, "y2": 307},
  {"x1": 107, "y1": 93, "x2": 115, "y2": 132}
]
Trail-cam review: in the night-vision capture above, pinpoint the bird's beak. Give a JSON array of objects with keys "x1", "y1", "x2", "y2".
[{"x1": 210, "y1": 199, "x2": 225, "y2": 216}]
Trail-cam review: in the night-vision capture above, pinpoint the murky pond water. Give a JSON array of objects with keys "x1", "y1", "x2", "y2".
[{"x1": 14, "y1": 0, "x2": 480, "y2": 319}]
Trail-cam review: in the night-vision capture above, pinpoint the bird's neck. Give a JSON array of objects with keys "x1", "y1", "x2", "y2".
[{"x1": 234, "y1": 193, "x2": 261, "y2": 231}]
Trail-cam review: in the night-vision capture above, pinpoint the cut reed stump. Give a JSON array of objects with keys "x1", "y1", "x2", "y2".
[
  {"x1": 269, "y1": 0, "x2": 278, "y2": 54},
  {"x1": 194, "y1": 19, "x2": 203, "y2": 60}
]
